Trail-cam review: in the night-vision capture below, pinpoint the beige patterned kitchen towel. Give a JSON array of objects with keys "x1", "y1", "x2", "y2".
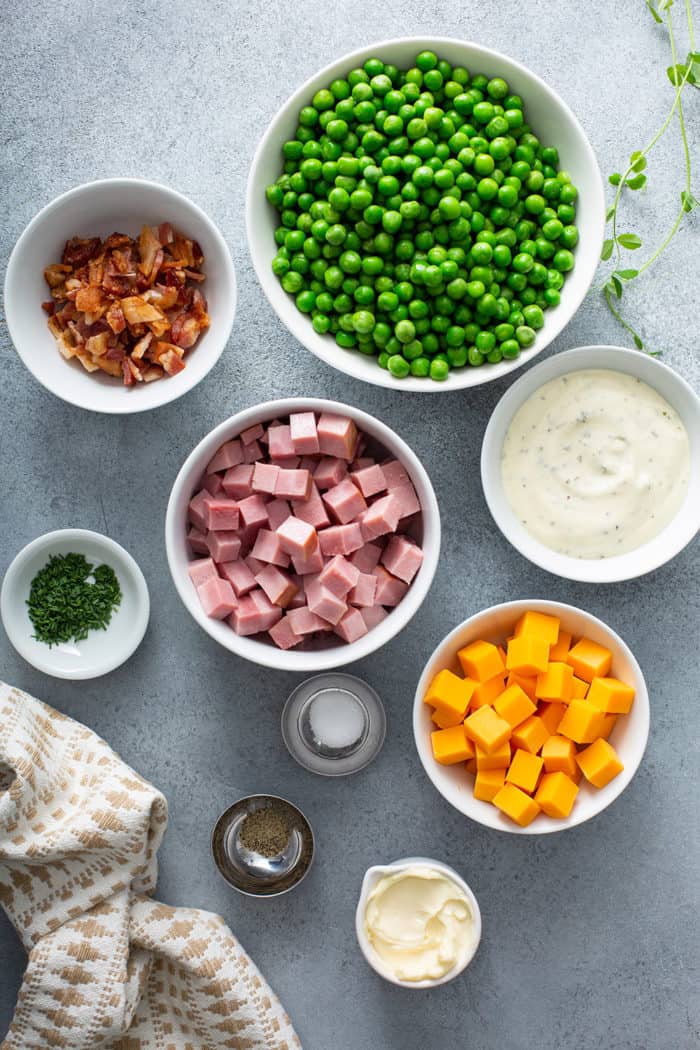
[{"x1": 0, "y1": 682, "x2": 301, "y2": 1050}]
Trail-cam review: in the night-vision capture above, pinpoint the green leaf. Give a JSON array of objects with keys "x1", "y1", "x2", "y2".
[
  {"x1": 633, "y1": 334, "x2": 645, "y2": 350},
  {"x1": 609, "y1": 172, "x2": 621, "y2": 186},
  {"x1": 681, "y1": 190, "x2": 699, "y2": 212},
  {"x1": 627, "y1": 174, "x2": 647, "y2": 190},
  {"x1": 616, "y1": 269, "x2": 639, "y2": 280},
  {"x1": 630, "y1": 153, "x2": 647, "y2": 173},
  {"x1": 600, "y1": 239, "x2": 614, "y2": 261},
  {"x1": 646, "y1": 0, "x2": 663, "y2": 20},
  {"x1": 612, "y1": 276, "x2": 623, "y2": 299},
  {"x1": 606, "y1": 205, "x2": 616, "y2": 221},
  {"x1": 618, "y1": 233, "x2": 642, "y2": 249},
  {"x1": 667, "y1": 63, "x2": 688, "y2": 87}
]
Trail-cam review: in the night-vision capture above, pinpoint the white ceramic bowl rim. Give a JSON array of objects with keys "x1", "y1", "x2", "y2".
[
  {"x1": 165, "y1": 397, "x2": 441, "y2": 672},
  {"x1": 481, "y1": 345, "x2": 700, "y2": 582},
  {"x1": 0, "y1": 528, "x2": 150, "y2": 679},
  {"x1": 4, "y1": 177, "x2": 237, "y2": 414},
  {"x1": 355, "y1": 856, "x2": 482, "y2": 988},
  {"x1": 246, "y1": 35, "x2": 605, "y2": 392},
  {"x1": 412, "y1": 599, "x2": 650, "y2": 834}
]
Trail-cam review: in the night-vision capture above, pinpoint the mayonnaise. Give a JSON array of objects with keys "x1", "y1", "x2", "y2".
[
  {"x1": 500, "y1": 369, "x2": 690, "y2": 559},
  {"x1": 363, "y1": 865, "x2": 477, "y2": 982}
]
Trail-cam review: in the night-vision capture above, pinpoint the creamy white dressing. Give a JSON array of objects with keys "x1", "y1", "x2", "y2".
[{"x1": 500, "y1": 369, "x2": 690, "y2": 559}]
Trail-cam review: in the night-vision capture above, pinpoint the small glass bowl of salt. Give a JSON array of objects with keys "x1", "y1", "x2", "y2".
[{"x1": 282, "y1": 674, "x2": 386, "y2": 776}]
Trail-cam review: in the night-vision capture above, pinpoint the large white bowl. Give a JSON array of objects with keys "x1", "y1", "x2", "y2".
[
  {"x1": 5, "y1": 178, "x2": 237, "y2": 414},
  {"x1": 165, "y1": 398, "x2": 441, "y2": 672},
  {"x1": 481, "y1": 345, "x2": 700, "y2": 582},
  {"x1": 247, "y1": 36, "x2": 605, "y2": 392},
  {"x1": 413, "y1": 600, "x2": 649, "y2": 834}
]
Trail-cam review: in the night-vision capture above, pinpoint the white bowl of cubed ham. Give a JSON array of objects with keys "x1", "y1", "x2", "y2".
[{"x1": 165, "y1": 399, "x2": 440, "y2": 671}]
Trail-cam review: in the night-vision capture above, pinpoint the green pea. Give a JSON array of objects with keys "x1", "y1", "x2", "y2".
[
  {"x1": 553, "y1": 249, "x2": 575, "y2": 272},
  {"x1": 477, "y1": 178, "x2": 498, "y2": 200},
  {"x1": 523, "y1": 304, "x2": 545, "y2": 329},
  {"x1": 410, "y1": 356, "x2": 430, "y2": 377},
  {"x1": 560, "y1": 225, "x2": 579, "y2": 248},
  {"x1": 388, "y1": 354, "x2": 410, "y2": 378},
  {"x1": 501, "y1": 339, "x2": 520, "y2": 359},
  {"x1": 468, "y1": 346, "x2": 485, "y2": 366},
  {"x1": 515, "y1": 324, "x2": 536, "y2": 347},
  {"x1": 430, "y1": 358, "x2": 449, "y2": 380}
]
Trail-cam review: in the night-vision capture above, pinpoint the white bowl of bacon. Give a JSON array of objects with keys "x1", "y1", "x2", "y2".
[
  {"x1": 4, "y1": 178, "x2": 236, "y2": 413},
  {"x1": 165, "y1": 399, "x2": 441, "y2": 671}
]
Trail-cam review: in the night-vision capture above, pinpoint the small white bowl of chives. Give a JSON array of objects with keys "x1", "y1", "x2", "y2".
[{"x1": 1, "y1": 529, "x2": 150, "y2": 679}]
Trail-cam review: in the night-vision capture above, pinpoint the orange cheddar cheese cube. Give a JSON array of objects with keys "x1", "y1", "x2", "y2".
[
  {"x1": 514, "y1": 609, "x2": 560, "y2": 645},
  {"x1": 598, "y1": 713, "x2": 618, "y2": 739},
  {"x1": 557, "y1": 700, "x2": 606, "y2": 744},
  {"x1": 506, "y1": 671, "x2": 537, "y2": 701},
  {"x1": 506, "y1": 749, "x2": 544, "y2": 794},
  {"x1": 535, "y1": 661, "x2": 574, "y2": 702},
  {"x1": 535, "y1": 771, "x2": 579, "y2": 818},
  {"x1": 464, "y1": 705, "x2": 511, "y2": 753},
  {"x1": 494, "y1": 684, "x2": 536, "y2": 727},
  {"x1": 470, "y1": 674, "x2": 507, "y2": 710},
  {"x1": 586, "y1": 676, "x2": 635, "y2": 715},
  {"x1": 506, "y1": 635, "x2": 549, "y2": 676},
  {"x1": 432, "y1": 706, "x2": 464, "y2": 729},
  {"x1": 538, "y1": 701, "x2": 566, "y2": 736},
  {"x1": 541, "y1": 734, "x2": 578, "y2": 778},
  {"x1": 549, "y1": 630, "x2": 572, "y2": 662},
  {"x1": 465, "y1": 757, "x2": 478, "y2": 774},
  {"x1": 475, "y1": 739, "x2": 512, "y2": 770},
  {"x1": 424, "y1": 669, "x2": 476, "y2": 725},
  {"x1": 576, "y1": 737, "x2": 624, "y2": 788},
  {"x1": 431, "y1": 725, "x2": 475, "y2": 765},
  {"x1": 492, "y1": 783, "x2": 541, "y2": 827},
  {"x1": 473, "y1": 767, "x2": 506, "y2": 802},
  {"x1": 571, "y1": 676, "x2": 589, "y2": 699},
  {"x1": 457, "y1": 640, "x2": 505, "y2": 682},
  {"x1": 566, "y1": 637, "x2": 612, "y2": 682},
  {"x1": 510, "y1": 714, "x2": 549, "y2": 755}
]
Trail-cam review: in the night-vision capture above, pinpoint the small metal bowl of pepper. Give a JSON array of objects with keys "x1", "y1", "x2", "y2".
[
  {"x1": 211, "y1": 794, "x2": 314, "y2": 897},
  {"x1": 0, "y1": 528, "x2": 150, "y2": 679}
]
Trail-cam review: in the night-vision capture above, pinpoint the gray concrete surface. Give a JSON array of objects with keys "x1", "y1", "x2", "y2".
[{"x1": 1, "y1": 2, "x2": 699, "y2": 1048}]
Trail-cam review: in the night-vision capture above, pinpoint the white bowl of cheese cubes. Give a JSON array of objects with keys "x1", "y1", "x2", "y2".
[
  {"x1": 166, "y1": 398, "x2": 440, "y2": 671},
  {"x1": 413, "y1": 600, "x2": 649, "y2": 833}
]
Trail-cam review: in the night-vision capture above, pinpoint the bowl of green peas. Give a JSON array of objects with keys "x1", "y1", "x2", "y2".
[{"x1": 247, "y1": 38, "x2": 605, "y2": 389}]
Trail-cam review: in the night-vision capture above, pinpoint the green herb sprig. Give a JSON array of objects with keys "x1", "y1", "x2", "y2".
[
  {"x1": 27, "y1": 552, "x2": 122, "y2": 647},
  {"x1": 601, "y1": 0, "x2": 698, "y2": 351}
]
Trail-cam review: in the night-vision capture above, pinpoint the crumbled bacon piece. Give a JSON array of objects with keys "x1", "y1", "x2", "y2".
[{"x1": 43, "y1": 223, "x2": 207, "y2": 387}]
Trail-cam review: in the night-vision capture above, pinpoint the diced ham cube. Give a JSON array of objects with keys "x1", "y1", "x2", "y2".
[
  {"x1": 196, "y1": 576, "x2": 237, "y2": 619},
  {"x1": 219, "y1": 559, "x2": 256, "y2": 596},
  {"x1": 241, "y1": 422, "x2": 264, "y2": 446},
  {"x1": 243, "y1": 439, "x2": 264, "y2": 463},
  {"x1": 188, "y1": 489, "x2": 210, "y2": 531},
  {"x1": 277, "y1": 516, "x2": 318, "y2": 559},
  {"x1": 350, "y1": 542, "x2": 383, "y2": 573},
  {"x1": 317, "y1": 413, "x2": 358, "y2": 461},
  {"x1": 187, "y1": 527, "x2": 210, "y2": 555},
  {"x1": 207, "y1": 439, "x2": 243, "y2": 474},
  {"x1": 207, "y1": 531, "x2": 242, "y2": 564},
  {"x1": 306, "y1": 578, "x2": 347, "y2": 625},
  {"x1": 229, "y1": 592, "x2": 279, "y2": 635},
  {"x1": 237, "y1": 494, "x2": 269, "y2": 530},
  {"x1": 269, "y1": 616, "x2": 302, "y2": 650},
  {"x1": 204, "y1": 498, "x2": 240, "y2": 532},
  {"x1": 275, "y1": 468, "x2": 312, "y2": 501},
  {"x1": 288, "y1": 574, "x2": 306, "y2": 608},
  {"x1": 268, "y1": 424, "x2": 295, "y2": 459},
  {"x1": 322, "y1": 477, "x2": 367, "y2": 525},
  {"x1": 266, "y1": 498, "x2": 292, "y2": 531},
  {"x1": 298, "y1": 456, "x2": 318, "y2": 473},
  {"x1": 292, "y1": 482, "x2": 330, "y2": 529},
  {"x1": 348, "y1": 572, "x2": 377, "y2": 607},
  {"x1": 187, "y1": 557, "x2": 219, "y2": 588},
  {"x1": 350, "y1": 463, "x2": 387, "y2": 498},
  {"x1": 381, "y1": 459, "x2": 410, "y2": 489},
  {"x1": 318, "y1": 523, "x2": 364, "y2": 557},
  {"x1": 286, "y1": 605, "x2": 329, "y2": 634},
  {"x1": 381, "y1": 534, "x2": 424, "y2": 583},
  {"x1": 252, "y1": 461, "x2": 280, "y2": 495},
  {"x1": 334, "y1": 607, "x2": 369, "y2": 644},
  {"x1": 372, "y1": 565, "x2": 409, "y2": 606},
  {"x1": 201, "y1": 472, "x2": 224, "y2": 496},
  {"x1": 360, "y1": 605, "x2": 389, "y2": 630},
  {"x1": 290, "y1": 411, "x2": 320, "y2": 455},
  {"x1": 391, "y1": 481, "x2": 421, "y2": 519},
  {"x1": 251, "y1": 529, "x2": 291, "y2": 568},
  {"x1": 314, "y1": 457, "x2": 347, "y2": 490},
  {"x1": 351, "y1": 457, "x2": 374, "y2": 471},
  {"x1": 249, "y1": 588, "x2": 283, "y2": 630},
  {"x1": 359, "y1": 493, "x2": 402, "y2": 541},
  {"x1": 222, "y1": 464, "x2": 254, "y2": 499},
  {"x1": 319, "y1": 555, "x2": 360, "y2": 597},
  {"x1": 245, "y1": 554, "x2": 267, "y2": 576},
  {"x1": 255, "y1": 564, "x2": 298, "y2": 607},
  {"x1": 291, "y1": 544, "x2": 324, "y2": 575},
  {"x1": 270, "y1": 455, "x2": 300, "y2": 469}
]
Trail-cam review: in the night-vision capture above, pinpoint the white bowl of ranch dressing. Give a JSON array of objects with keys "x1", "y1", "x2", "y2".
[{"x1": 481, "y1": 345, "x2": 700, "y2": 582}]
